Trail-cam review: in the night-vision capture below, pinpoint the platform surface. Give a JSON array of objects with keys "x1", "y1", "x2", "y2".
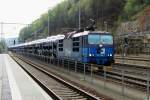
[{"x1": 0, "y1": 54, "x2": 52, "y2": 100}]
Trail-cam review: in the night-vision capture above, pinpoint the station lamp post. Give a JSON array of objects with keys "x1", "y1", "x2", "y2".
[
  {"x1": 0, "y1": 22, "x2": 4, "y2": 42},
  {"x1": 48, "y1": 10, "x2": 50, "y2": 36},
  {"x1": 104, "y1": 21, "x2": 108, "y2": 31},
  {"x1": 78, "y1": 0, "x2": 81, "y2": 29},
  {"x1": 47, "y1": 7, "x2": 54, "y2": 36}
]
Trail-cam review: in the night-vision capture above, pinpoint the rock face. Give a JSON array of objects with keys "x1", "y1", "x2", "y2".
[
  {"x1": 138, "y1": 6, "x2": 150, "y2": 33},
  {"x1": 115, "y1": 6, "x2": 150, "y2": 55},
  {"x1": 116, "y1": 21, "x2": 140, "y2": 36},
  {"x1": 116, "y1": 6, "x2": 150, "y2": 36}
]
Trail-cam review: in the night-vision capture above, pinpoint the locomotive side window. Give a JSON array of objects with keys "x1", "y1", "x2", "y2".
[
  {"x1": 73, "y1": 48, "x2": 79, "y2": 52},
  {"x1": 53, "y1": 44, "x2": 57, "y2": 49},
  {"x1": 59, "y1": 48, "x2": 63, "y2": 51},
  {"x1": 72, "y1": 37, "x2": 80, "y2": 52},
  {"x1": 59, "y1": 44, "x2": 63, "y2": 47},
  {"x1": 73, "y1": 37, "x2": 79, "y2": 41},
  {"x1": 73, "y1": 42, "x2": 79, "y2": 46},
  {"x1": 82, "y1": 36, "x2": 87, "y2": 47},
  {"x1": 58, "y1": 39, "x2": 63, "y2": 51}
]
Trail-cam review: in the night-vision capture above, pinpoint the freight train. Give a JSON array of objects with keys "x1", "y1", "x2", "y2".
[{"x1": 9, "y1": 29, "x2": 114, "y2": 66}]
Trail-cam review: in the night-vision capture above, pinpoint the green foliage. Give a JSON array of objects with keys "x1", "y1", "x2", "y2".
[
  {"x1": 18, "y1": 0, "x2": 150, "y2": 41},
  {"x1": 125, "y1": 0, "x2": 141, "y2": 15},
  {"x1": 123, "y1": 0, "x2": 149, "y2": 20},
  {"x1": 0, "y1": 41, "x2": 5, "y2": 53},
  {"x1": 19, "y1": 0, "x2": 127, "y2": 41},
  {"x1": 144, "y1": 0, "x2": 150, "y2": 5}
]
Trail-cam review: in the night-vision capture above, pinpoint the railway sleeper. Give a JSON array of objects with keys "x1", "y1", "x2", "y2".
[
  {"x1": 61, "y1": 95, "x2": 85, "y2": 99},
  {"x1": 55, "y1": 93, "x2": 81, "y2": 97},
  {"x1": 53, "y1": 90, "x2": 75, "y2": 93},
  {"x1": 50, "y1": 87, "x2": 73, "y2": 90}
]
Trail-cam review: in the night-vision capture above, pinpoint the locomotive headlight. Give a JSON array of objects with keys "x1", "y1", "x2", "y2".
[
  {"x1": 89, "y1": 54, "x2": 92, "y2": 56},
  {"x1": 108, "y1": 54, "x2": 112, "y2": 56},
  {"x1": 99, "y1": 44, "x2": 103, "y2": 48},
  {"x1": 89, "y1": 54, "x2": 94, "y2": 56}
]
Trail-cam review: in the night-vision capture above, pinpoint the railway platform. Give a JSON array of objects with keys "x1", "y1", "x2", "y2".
[{"x1": 0, "y1": 54, "x2": 52, "y2": 100}]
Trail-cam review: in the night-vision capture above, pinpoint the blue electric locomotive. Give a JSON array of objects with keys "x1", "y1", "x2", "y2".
[
  {"x1": 57, "y1": 31, "x2": 114, "y2": 65},
  {"x1": 82, "y1": 31, "x2": 114, "y2": 65},
  {"x1": 9, "y1": 26, "x2": 114, "y2": 66}
]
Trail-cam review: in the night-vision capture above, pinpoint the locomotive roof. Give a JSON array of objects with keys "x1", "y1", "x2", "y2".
[
  {"x1": 47, "y1": 34, "x2": 65, "y2": 41},
  {"x1": 72, "y1": 31, "x2": 110, "y2": 37},
  {"x1": 9, "y1": 31, "x2": 111, "y2": 48}
]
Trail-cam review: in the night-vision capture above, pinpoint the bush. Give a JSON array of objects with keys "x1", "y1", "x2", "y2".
[
  {"x1": 124, "y1": 0, "x2": 147, "y2": 20},
  {"x1": 0, "y1": 42, "x2": 5, "y2": 53}
]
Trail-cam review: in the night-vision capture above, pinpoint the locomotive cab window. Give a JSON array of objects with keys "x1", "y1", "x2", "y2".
[
  {"x1": 88, "y1": 35, "x2": 100, "y2": 44},
  {"x1": 88, "y1": 34, "x2": 113, "y2": 45},
  {"x1": 101, "y1": 35, "x2": 113, "y2": 45}
]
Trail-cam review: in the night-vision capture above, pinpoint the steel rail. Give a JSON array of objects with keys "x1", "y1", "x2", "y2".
[{"x1": 11, "y1": 55, "x2": 100, "y2": 100}]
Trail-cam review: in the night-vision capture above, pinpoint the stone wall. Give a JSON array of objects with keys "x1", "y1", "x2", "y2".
[{"x1": 116, "y1": 21, "x2": 140, "y2": 36}]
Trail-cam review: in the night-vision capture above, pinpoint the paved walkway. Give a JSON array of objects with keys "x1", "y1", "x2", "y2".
[
  {"x1": 0, "y1": 54, "x2": 52, "y2": 100},
  {"x1": 1, "y1": 55, "x2": 12, "y2": 100}
]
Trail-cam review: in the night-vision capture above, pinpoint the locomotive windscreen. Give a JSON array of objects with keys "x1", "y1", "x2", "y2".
[{"x1": 88, "y1": 34, "x2": 113, "y2": 45}]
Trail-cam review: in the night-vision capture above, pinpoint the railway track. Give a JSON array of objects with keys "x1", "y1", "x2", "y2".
[
  {"x1": 11, "y1": 55, "x2": 100, "y2": 100},
  {"x1": 51, "y1": 57, "x2": 149, "y2": 90},
  {"x1": 11, "y1": 53, "x2": 150, "y2": 94},
  {"x1": 89, "y1": 62, "x2": 150, "y2": 91},
  {"x1": 113, "y1": 63, "x2": 150, "y2": 70},
  {"x1": 115, "y1": 55, "x2": 150, "y2": 67},
  {"x1": 115, "y1": 55, "x2": 150, "y2": 61},
  {"x1": 104, "y1": 63, "x2": 150, "y2": 91}
]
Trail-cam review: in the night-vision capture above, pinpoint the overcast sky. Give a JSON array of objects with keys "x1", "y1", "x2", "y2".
[{"x1": 0, "y1": 0, "x2": 64, "y2": 38}]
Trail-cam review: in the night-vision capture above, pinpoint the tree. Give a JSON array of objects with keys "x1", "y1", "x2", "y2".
[
  {"x1": 0, "y1": 41, "x2": 5, "y2": 53},
  {"x1": 124, "y1": 0, "x2": 147, "y2": 19},
  {"x1": 18, "y1": 0, "x2": 127, "y2": 41}
]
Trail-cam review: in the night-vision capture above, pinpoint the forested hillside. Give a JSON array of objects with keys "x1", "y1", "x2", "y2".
[
  {"x1": 19, "y1": 0, "x2": 150, "y2": 42},
  {"x1": 0, "y1": 42, "x2": 5, "y2": 53}
]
